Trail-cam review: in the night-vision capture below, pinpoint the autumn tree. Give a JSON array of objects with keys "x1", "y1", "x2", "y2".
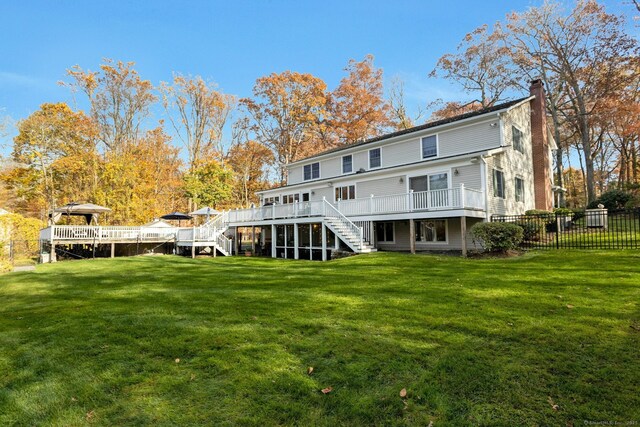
[
  {"x1": 428, "y1": 100, "x2": 486, "y2": 121},
  {"x1": 160, "y1": 74, "x2": 236, "y2": 170},
  {"x1": 96, "y1": 125, "x2": 184, "y2": 224},
  {"x1": 387, "y1": 77, "x2": 426, "y2": 130},
  {"x1": 8, "y1": 103, "x2": 98, "y2": 217},
  {"x1": 431, "y1": 25, "x2": 518, "y2": 108},
  {"x1": 241, "y1": 71, "x2": 329, "y2": 183},
  {"x1": 329, "y1": 55, "x2": 392, "y2": 144},
  {"x1": 505, "y1": 0, "x2": 639, "y2": 203},
  {"x1": 182, "y1": 160, "x2": 233, "y2": 210},
  {"x1": 64, "y1": 59, "x2": 157, "y2": 153},
  {"x1": 226, "y1": 140, "x2": 273, "y2": 207}
]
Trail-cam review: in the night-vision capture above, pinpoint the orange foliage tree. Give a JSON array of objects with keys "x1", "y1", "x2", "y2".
[
  {"x1": 329, "y1": 55, "x2": 393, "y2": 145},
  {"x1": 241, "y1": 71, "x2": 329, "y2": 183}
]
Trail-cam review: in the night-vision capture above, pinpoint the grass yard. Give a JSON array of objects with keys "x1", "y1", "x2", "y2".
[{"x1": 1, "y1": 251, "x2": 639, "y2": 426}]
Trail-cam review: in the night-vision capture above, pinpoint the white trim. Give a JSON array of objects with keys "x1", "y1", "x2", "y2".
[
  {"x1": 368, "y1": 147, "x2": 382, "y2": 170},
  {"x1": 415, "y1": 219, "x2": 449, "y2": 245},
  {"x1": 406, "y1": 169, "x2": 451, "y2": 191},
  {"x1": 342, "y1": 154, "x2": 354, "y2": 174},
  {"x1": 421, "y1": 134, "x2": 439, "y2": 159},
  {"x1": 303, "y1": 162, "x2": 321, "y2": 181}
]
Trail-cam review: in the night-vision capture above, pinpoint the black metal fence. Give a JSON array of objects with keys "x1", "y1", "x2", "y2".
[
  {"x1": 1, "y1": 239, "x2": 41, "y2": 270},
  {"x1": 492, "y1": 209, "x2": 640, "y2": 249}
]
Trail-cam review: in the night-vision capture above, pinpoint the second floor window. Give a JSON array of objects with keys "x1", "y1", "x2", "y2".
[
  {"x1": 303, "y1": 162, "x2": 320, "y2": 180},
  {"x1": 335, "y1": 185, "x2": 355, "y2": 201},
  {"x1": 493, "y1": 169, "x2": 505, "y2": 198},
  {"x1": 421, "y1": 135, "x2": 437, "y2": 158},
  {"x1": 342, "y1": 155, "x2": 353, "y2": 174},
  {"x1": 515, "y1": 177, "x2": 525, "y2": 202},
  {"x1": 369, "y1": 148, "x2": 381, "y2": 169},
  {"x1": 512, "y1": 126, "x2": 524, "y2": 153}
]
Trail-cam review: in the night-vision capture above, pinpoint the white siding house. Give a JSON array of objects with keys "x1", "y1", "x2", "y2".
[{"x1": 214, "y1": 81, "x2": 555, "y2": 259}]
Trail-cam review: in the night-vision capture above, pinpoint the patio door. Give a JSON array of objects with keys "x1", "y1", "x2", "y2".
[
  {"x1": 301, "y1": 192, "x2": 310, "y2": 215},
  {"x1": 410, "y1": 173, "x2": 448, "y2": 209}
]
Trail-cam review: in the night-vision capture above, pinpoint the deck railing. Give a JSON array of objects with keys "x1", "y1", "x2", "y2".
[
  {"x1": 40, "y1": 225, "x2": 181, "y2": 242},
  {"x1": 225, "y1": 186, "x2": 484, "y2": 224}
]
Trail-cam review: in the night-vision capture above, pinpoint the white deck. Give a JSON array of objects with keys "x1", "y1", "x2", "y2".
[{"x1": 226, "y1": 186, "x2": 484, "y2": 225}]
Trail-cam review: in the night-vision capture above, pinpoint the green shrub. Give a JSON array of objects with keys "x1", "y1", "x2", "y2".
[
  {"x1": 587, "y1": 189, "x2": 632, "y2": 210},
  {"x1": 471, "y1": 222, "x2": 524, "y2": 252},
  {"x1": 525, "y1": 209, "x2": 551, "y2": 215},
  {"x1": 516, "y1": 220, "x2": 545, "y2": 241},
  {"x1": 553, "y1": 207, "x2": 574, "y2": 216}
]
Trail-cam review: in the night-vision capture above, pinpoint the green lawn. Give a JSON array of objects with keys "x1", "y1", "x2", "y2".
[{"x1": 1, "y1": 252, "x2": 639, "y2": 426}]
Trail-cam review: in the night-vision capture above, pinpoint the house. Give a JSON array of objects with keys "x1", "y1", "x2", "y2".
[
  {"x1": 216, "y1": 80, "x2": 555, "y2": 260},
  {"x1": 37, "y1": 81, "x2": 555, "y2": 262}
]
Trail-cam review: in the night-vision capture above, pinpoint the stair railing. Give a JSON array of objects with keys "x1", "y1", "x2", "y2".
[{"x1": 323, "y1": 198, "x2": 364, "y2": 250}]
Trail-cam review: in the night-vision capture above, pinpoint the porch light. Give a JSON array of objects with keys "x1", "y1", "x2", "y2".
[
  {"x1": 454, "y1": 168, "x2": 460, "y2": 176},
  {"x1": 327, "y1": 182, "x2": 333, "y2": 187}
]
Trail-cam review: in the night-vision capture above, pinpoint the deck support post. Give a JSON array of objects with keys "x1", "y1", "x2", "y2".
[
  {"x1": 370, "y1": 221, "x2": 375, "y2": 248},
  {"x1": 234, "y1": 226, "x2": 239, "y2": 255},
  {"x1": 111, "y1": 242, "x2": 115, "y2": 258},
  {"x1": 191, "y1": 226, "x2": 196, "y2": 259},
  {"x1": 251, "y1": 226, "x2": 256, "y2": 253},
  {"x1": 271, "y1": 224, "x2": 276, "y2": 258},
  {"x1": 460, "y1": 216, "x2": 467, "y2": 258},
  {"x1": 293, "y1": 223, "x2": 299, "y2": 260},
  {"x1": 409, "y1": 219, "x2": 416, "y2": 254},
  {"x1": 50, "y1": 224, "x2": 56, "y2": 263},
  {"x1": 322, "y1": 222, "x2": 327, "y2": 261}
]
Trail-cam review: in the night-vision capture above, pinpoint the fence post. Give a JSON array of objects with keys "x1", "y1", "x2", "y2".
[
  {"x1": 408, "y1": 190, "x2": 413, "y2": 212},
  {"x1": 369, "y1": 194, "x2": 374, "y2": 214},
  {"x1": 460, "y1": 184, "x2": 465, "y2": 208},
  {"x1": 555, "y1": 212, "x2": 560, "y2": 249}
]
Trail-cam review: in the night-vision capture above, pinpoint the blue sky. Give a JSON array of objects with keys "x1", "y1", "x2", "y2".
[{"x1": 0, "y1": 0, "x2": 637, "y2": 153}]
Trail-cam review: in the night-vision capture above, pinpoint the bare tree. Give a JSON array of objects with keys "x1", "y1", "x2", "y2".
[
  {"x1": 160, "y1": 74, "x2": 236, "y2": 171},
  {"x1": 63, "y1": 59, "x2": 157, "y2": 153}
]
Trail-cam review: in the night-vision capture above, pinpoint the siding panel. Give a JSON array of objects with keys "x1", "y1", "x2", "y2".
[{"x1": 356, "y1": 176, "x2": 406, "y2": 197}]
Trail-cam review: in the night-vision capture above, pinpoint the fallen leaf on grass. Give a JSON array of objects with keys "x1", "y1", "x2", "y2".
[
  {"x1": 399, "y1": 388, "x2": 407, "y2": 398},
  {"x1": 548, "y1": 396, "x2": 559, "y2": 411},
  {"x1": 175, "y1": 358, "x2": 180, "y2": 363},
  {"x1": 190, "y1": 373, "x2": 196, "y2": 381},
  {"x1": 86, "y1": 410, "x2": 95, "y2": 420},
  {"x1": 321, "y1": 387, "x2": 333, "y2": 394},
  {"x1": 307, "y1": 367, "x2": 314, "y2": 375},
  {"x1": 566, "y1": 304, "x2": 574, "y2": 309},
  {"x1": 71, "y1": 396, "x2": 77, "y2": 402}
]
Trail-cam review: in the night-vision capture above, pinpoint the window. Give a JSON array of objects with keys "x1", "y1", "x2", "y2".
[
  {"x1": 264, "y1": 196, "x2": 279, "y2": 205},
  {"x1": 375, "y1": 222, "x2": 394, "y2": 242},
  {"x1": 515, "y1": 177, "x2": 525, "y2": 202},
  {"x1": 416, "y1": 220, "x2": 447, "y2": 243},
  {"x1": 512, "y1": 126, "x2": 524, "y2": 153},
  {"x1": 421, "y1": 135, "x2": 437, "y2": 158},
  {"x1": 303, "y1": 162, "x2": 320, "y2": 180},
  {"x1": 409, "y1": 173, "x2": 448, "y2": 192},
  {"x1": 493, "y1": 169, "x2": 505, "y2": 198},
  {"x1": 335, "y1": 185, "x2": 355, "y2": 201},
  {"x1": 342, "y1": 155, "x2": 353, "y2": 174},
  {"x1": 282, "y1": 194, "x2": 300, "y2": 204},
  {"x1": 369, "y1": 148, "x2": 381, "y2": 169}
]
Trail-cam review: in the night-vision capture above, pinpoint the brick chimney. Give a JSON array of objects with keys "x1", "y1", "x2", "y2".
[{"x1": 529, "y1": 79, "x2": 553, "y2": 211}]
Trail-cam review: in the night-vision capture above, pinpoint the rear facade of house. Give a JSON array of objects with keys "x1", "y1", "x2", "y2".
[{"x1": 216, "y1": 80, "x2": 555, "y2": 260}]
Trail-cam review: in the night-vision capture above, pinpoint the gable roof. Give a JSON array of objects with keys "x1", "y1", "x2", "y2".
[{"x1": 292, "y1": 97, "x2": 529, "y2": 165}]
